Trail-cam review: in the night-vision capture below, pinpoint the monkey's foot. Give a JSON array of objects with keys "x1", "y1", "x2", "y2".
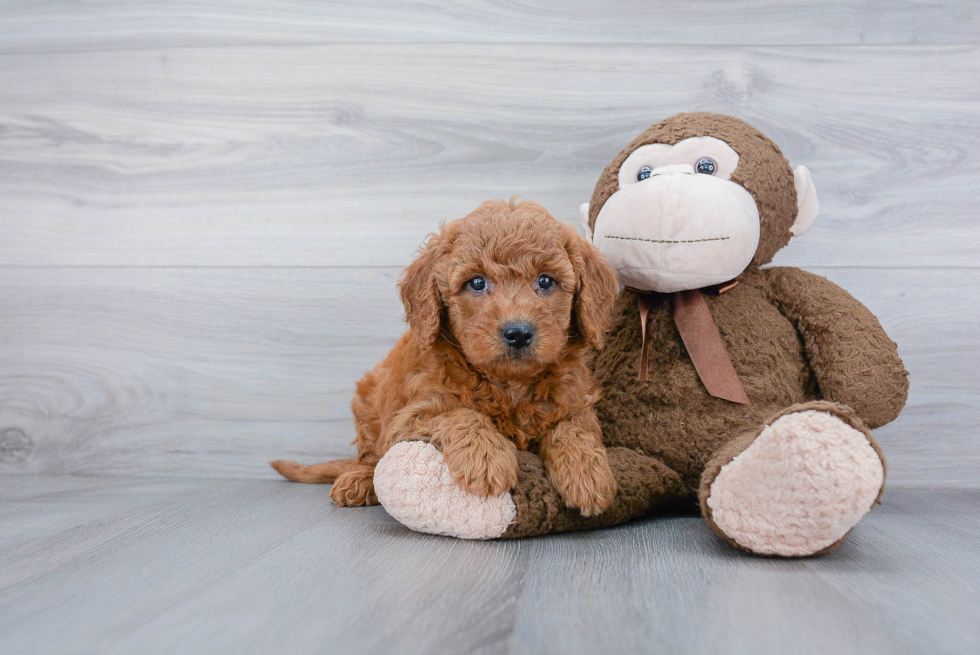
[
  {"x1": 374, "y1": 441, "x2": 516, "y2": 539},
  {"x1": 702, "y1": 404, "x2": 885, "y2": 557}
]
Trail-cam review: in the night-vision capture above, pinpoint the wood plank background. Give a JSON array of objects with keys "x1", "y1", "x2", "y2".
[
  {"x1": 1, "y1": 1, "x2": 978, "y2": 486},
  {"x1": 2, "y1": 1, "x2": 978, "y2": 52}
]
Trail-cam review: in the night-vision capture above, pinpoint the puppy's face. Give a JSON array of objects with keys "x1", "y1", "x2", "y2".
[
  {"x1": 400, "y1": 200, "x2": 619, "y2": 380},
  {"x1": 445, "y1": 226, "x2": 577, "y2": 379}
]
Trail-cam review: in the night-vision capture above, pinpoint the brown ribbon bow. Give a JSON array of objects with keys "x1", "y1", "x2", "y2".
[{"x1": 635, "y1": 281, "x2": 750, "y2": 405}]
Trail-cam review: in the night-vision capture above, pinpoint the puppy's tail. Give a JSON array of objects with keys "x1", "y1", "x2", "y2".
[{"x1": 270, "y1": 458, "x2": 357, "y2": 483}]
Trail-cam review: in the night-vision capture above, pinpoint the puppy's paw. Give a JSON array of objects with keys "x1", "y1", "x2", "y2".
[
  {"x1": 442, "y1": 437, "x2": 519, "y2": 498},
  {"x1": 329, "y1": 466, "x2": 378, "y2": 507},
  {"x1": 546, "y1": 447, "x2": 617, "y2": 517}
]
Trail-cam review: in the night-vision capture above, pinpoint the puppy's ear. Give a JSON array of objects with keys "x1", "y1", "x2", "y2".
[
  {"x1": 398, "y1": 231, "x2": 446, "y2": 346},
  {"x1": 564, "y1": 225, "x2": 619, "y2": 350}
]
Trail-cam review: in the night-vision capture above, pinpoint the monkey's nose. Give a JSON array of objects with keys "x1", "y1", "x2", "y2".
[
  {"x1": 650, "y1": 163, "x2": 695, "y2": 177},
  {"x1": 502, "y1": 322, "x2": 535, "y2": 349}
]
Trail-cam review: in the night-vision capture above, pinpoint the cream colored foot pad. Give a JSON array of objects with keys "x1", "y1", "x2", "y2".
[
  {"x1": 707, "y1": 410, "x2": 884, "y2": 557},
  {"x1": 374, "y1": 441, "x2": 515, "y2": 540}
]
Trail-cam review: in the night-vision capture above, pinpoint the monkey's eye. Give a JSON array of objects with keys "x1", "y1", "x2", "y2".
[
  {"x1": 695, "y1": 158, "x2": 717, "y2": 175},
  {"x1": 537, "y1": 274, "x2": 556, "y2": 291},
  {"x1": 467, "y1": 276, "x2": 487, "y2": 292},
  {"x1": 636, "y1": 166, "x2": 653, "y2": 182}
]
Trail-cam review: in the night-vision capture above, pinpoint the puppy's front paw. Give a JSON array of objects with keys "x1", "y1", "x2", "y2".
[
  {"x1": 546, "y1": 447, "x2": 617, "y2": 517},
  {"x1": 442, "y1": 437, "x2": 519, "y2": 498}
]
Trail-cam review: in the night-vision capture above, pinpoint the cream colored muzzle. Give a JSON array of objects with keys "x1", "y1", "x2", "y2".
[{"x1": 592, "y1": 164, "x2": 760, "y2": 293}]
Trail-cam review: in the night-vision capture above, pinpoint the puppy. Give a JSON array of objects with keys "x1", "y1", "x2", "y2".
[{"x1": 272, "y1": 199, "x2": 620, "y2": 516}]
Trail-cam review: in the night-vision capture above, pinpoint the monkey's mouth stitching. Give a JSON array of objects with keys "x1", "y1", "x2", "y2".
[{"x1": 605, "y1": 235, "x2": 730, "y2": 244}]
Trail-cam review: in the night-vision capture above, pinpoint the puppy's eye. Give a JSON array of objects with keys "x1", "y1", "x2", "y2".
[
  {"x1": 537, "y1": 274, "x2": 555, "y2": 291},
  {"x1": 467, "y1": 276, "x2": 487, "y2": 292},
  {"x1": 695, "y1": 157, "x2": 717, "y2": 175},
  {"x1": 636, "y1": 166, "x2": 653, "y2": 182}
]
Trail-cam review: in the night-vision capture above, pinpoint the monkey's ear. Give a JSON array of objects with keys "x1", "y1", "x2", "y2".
[
  {"x1": 565, "y1": 226, "x2": 618, "y2": 350},
  {"x1": 579, "y1": 202, "x2": 593, "y2": 241},
  {"x1": 791, "y1": 165, "x2": 819, "y2": 237},
  {"x1": 397, "y1": 234, "x2": 445, "y2": 346}
]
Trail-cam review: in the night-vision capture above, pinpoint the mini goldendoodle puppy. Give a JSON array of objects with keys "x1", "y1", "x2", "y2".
[{"x1": 272, "y1": 199, "x2": 620, "y2": 516}]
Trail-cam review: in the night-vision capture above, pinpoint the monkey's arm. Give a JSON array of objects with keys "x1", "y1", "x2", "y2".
[
  {"x1": 500, "y1": 447, "x2": 687, "y2": 538},
  {"x1": 763, "y1": 266, "x2": 909, "y2": 429}
]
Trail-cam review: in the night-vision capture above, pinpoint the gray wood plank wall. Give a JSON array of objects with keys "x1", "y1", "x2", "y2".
[{"x1": 1, "y1": 1, "x2": 978, "y2": 486}]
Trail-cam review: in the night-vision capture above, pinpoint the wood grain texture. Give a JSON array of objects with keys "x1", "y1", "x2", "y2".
[
  {"x1": 0, "y1": 267, "x2": 405, "y2": 477},
  {"x1": 1, "y1": 0, "x2": 977, "y2": 53},
  {"x1": 0, "y1": 4, "x2": 977, "y2": 499},
  {"x1": 1, "y1": 44, "x2": 978, "y2": 268},
  {"x1": 0, "y1": 477, "x2": 977, "y2": 655},
  {"x1": 1, "y1": 266, "x2": 976, "y2": 487},
  {"x1": 0, "y1": 6, "x2": 976, "y2": 652}
]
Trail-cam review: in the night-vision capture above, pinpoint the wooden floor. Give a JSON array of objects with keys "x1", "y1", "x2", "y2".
[{"x1": 1, "y1": 476, "x2": 977, "y2": 655}]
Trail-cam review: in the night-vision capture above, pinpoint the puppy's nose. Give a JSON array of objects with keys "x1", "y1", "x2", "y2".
[{"x1": 502, "y1": 322, "x2": 535, "y2": 349}]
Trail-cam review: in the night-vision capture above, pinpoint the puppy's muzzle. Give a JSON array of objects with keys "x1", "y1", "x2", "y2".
[{"x1": 501, "y1": 322, "x2": 534, "y2": 350}]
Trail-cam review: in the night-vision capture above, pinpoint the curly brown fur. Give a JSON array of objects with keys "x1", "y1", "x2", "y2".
[{"x1": 272, "y1": 199, "x2": 620, "y2": 515}]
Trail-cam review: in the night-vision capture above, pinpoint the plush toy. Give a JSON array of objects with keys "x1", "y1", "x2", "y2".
[{"x1": 374, "y1": 113, "x2": 908, "y2": 556}]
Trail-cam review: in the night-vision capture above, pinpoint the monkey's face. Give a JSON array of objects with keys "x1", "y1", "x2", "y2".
[{"x1": 591, "y1": 136, "x2": 761, "y2": 293}]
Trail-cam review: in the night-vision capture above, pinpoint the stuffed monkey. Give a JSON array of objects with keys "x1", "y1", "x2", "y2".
[{"x1": 373, "y1": 113, "x2": 908, "y2": 556}]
